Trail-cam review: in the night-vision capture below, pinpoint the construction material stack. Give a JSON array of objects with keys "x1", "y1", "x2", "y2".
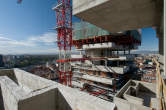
[{"x1": 71, "y1": 21, "x2": 141, "y2": 101}]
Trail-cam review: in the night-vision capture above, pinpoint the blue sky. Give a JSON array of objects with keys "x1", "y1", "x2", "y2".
[
  {"x1": 0, "y1": 0, "x2": 158, "y2": 54},
  {"x1": 140, "y1": 28, "x2": 158, "y2": 51}
]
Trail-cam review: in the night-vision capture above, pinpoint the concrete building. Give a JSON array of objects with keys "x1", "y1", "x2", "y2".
[
  {"x1": 71, "y1": 54, "x2": 137, "y2": 101},
  {"x1": 0, "y1": 55, "x2": 4, "y2": 67},
  {"x1": 0, "y1": 68, "x2": 115, "y2": 110}
]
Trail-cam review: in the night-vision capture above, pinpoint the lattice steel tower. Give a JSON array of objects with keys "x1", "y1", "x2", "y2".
[{"x1": 53, "y1": 0, "x2": 72, "y2": 86}]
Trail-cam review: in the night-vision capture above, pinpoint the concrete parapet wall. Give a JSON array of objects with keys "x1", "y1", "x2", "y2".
[
  {"x1": 0, "y1": 69, "x2": 17, "y2": 82},
  {"x1": 114, "y1": 97, "x2": 153, "y2": 110},
  {"x1": 18, "y1": 88, "x2": 58, "y2": 110},
  {"x1": 114, "y1": 80, "x2": 156, "y2": 110},
  {"x1": 138, "y1": 81, "x2": 156, "y2": 93},
  {"x1": 57, "y1": 86, "x2": 115, "y2": 110},
  {"x1": 14, "y1": 69, "x2": 53, "y2": 91},
  {"x1": 0, "y1": 68, "x2": 115, "y2": 110},
  {"x1": 123, "y1": 87, "x2": 143, "y2": 105},
  {"x1": 0, "y1": 76, "x2": 28, "y2": 110}
]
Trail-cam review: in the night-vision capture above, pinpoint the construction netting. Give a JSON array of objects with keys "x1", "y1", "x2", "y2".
[
  {"x1": 73, "y1": 21, "x2": 111, "y2": 40},
  {"x1": 72, "y1": 21, "x2": 141, "y2": 41}
]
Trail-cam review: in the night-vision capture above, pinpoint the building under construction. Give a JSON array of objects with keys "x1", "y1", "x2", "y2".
[
  {"x1": 0, "y1": 0, "x2": 164, "y2": 110},
  {"x1": 70, "y1": 21, "x2": 141, "y2": 101}
]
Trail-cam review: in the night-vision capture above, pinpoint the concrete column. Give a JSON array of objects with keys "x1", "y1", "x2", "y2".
[
  {"x1": 159, "y1": 36, "x2": 164, "y2": 74},
  {"x1": 156, "y1": 0, "x2": 165, "y2": 76},
  {"x1": 156, "y1": 0, "x2": 164, "y2": 99}
]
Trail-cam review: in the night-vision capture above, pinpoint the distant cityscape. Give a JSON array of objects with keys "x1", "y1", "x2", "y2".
[
  {"x1": 0, "y1": 51, "x2": 158, "y2": 68},
  {"x1": 0, "y1": 53, "x2": 158, "y2": 82}
]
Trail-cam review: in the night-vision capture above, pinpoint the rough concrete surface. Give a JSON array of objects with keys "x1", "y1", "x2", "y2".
[
  {"x1": 73, "y1": 0, "x2": 162, "y2": 32},
  {"x1": 114, "y1": 80, "x2": 159, "y2": 110},
  {"x1": 0, "y1": 68, "x2": 115, "y2": 110}
]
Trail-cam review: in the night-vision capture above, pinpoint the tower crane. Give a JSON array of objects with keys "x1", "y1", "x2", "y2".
[
  {"x1": 17, "y1": 0, "x2": 73, "y2": 86},
  {"x1": 53, "y1": 0, "x2": 72, "y2": 86}
]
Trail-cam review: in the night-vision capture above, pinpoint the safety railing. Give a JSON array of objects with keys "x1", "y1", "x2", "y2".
[{"x1": 153, "y1": 58, "x2": 166, "y2": 110}]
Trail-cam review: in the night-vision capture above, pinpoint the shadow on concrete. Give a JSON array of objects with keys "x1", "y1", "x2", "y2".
[
  {"x1": 0, "y1": 86, "x2": 5, "y2": 110},
  {"x1": 0, "y1": 69, "x2": 19, "y2": 85},
  {"x1": 57, "y1": 90, "x2": 72, "y2": 110}
]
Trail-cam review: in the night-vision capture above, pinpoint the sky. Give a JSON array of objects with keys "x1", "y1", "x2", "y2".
[{"x1": 0, "y1": 0, "x2": 158, "y2": 55}]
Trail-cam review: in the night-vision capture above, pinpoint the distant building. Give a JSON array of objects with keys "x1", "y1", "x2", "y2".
[{"x1": 0, "y1": 55, "x2": 4, "y2": 67}]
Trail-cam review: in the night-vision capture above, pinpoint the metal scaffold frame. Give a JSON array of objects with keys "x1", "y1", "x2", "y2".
[
  {"x1": 53, "y1": 0, "x2": 73, "y2": 86},
  {"x1": 72, "y1": 35, "x2": 141, "y2": 49}
]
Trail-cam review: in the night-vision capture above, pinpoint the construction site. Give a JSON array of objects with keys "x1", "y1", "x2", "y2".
[
  {"x1": 71, "y1": 21, "x2": 141, "y2": 101},
  {"x1": 0, "y1": 0, "x2": 165, "y2": 110}
]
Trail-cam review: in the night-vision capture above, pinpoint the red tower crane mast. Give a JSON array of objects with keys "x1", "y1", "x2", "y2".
[{"x1": 53, "y1": 0, "x2": 73, "y2": 86}]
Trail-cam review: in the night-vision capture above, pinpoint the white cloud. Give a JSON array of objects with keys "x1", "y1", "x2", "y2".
[
  {"x1": 0, "y1": 36, "x2": 35, "y2": 47},
  {"x1": 0, "y1": 32, "x2": 77, "y2": 55},
  {"x1": 0, "y1": 32, "x2": 58, "y2": 54},
  {"x1": 0, "y1": 32, "x2": 57, "y2": 47},
  {"x1": 29, "y1": 32, "x2": 57, "y2": 45},
  {"x1": 10, "y1": 48, "x2": 59, "y2": 55}
]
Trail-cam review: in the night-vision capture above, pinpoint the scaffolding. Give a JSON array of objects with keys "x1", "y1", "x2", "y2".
[
  {"x1": 73, "y1": 35, "x2": 141, "y2": 49},
  {"x1": 73, "y1": 21, "x2": 141, "y2": 41},
  {"x1": 53, "y1": 0, "x2": 73, "y2": 86}
]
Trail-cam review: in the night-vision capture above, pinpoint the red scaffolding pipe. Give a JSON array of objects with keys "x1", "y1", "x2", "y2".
[
  {"x1": 89, "y1": 90, "x2": 107, "y2": 96},
  {"x1": 56, "y1": 57, "x2": 106, "y2": 62},
  {"x1": 54, "y1": 0, "x2": 73, "y2": 86},
  {"x1": 72, "y1": 35, "x2": 141, "y2": 48}
]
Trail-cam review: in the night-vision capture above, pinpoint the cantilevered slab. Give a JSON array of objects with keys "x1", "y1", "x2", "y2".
[
  {"x1": 73, "y1": 0, "x2": 161, "y2": 32},
  {"x1": 73, "y1": 65, "x2": 129, "y2": 74},
  {"x1": 74, "y1": 74, "x2": 114, "y2": 85},
  {"x1": 83, "y1": 42, "x2": 138, "y2": 50}
]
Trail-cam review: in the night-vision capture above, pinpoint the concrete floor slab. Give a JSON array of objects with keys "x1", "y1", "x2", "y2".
[{"x1": 73, "y1": 0, "x2": 162, "y2": 32}]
